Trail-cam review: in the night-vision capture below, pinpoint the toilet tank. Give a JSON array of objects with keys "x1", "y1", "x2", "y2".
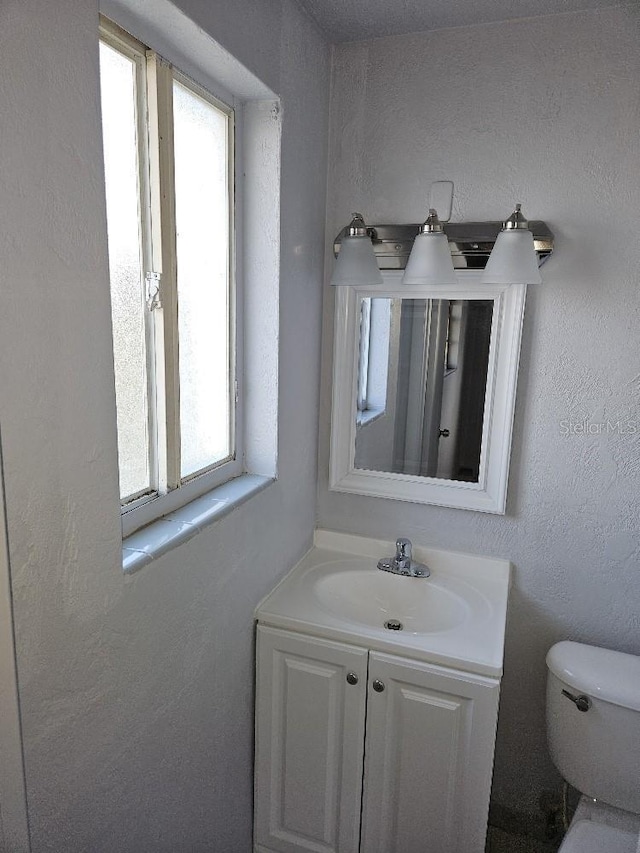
[{"x1": 546, "y1": 641, "x2": 640, "y2": 814}]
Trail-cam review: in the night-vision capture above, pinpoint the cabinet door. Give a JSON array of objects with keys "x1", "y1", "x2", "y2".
[
  {"x1": 255, "y1": 626, "x2": 368, "y2": 853},
  {"x1": 360, "y1": 652, "x2": 500, "y2": 853}
]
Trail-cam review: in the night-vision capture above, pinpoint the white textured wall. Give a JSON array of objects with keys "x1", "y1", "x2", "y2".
[
  {"x1": 319, "y1": 6, "x2": 640, "y2": 815},
  {"x1": 0, "y1": 0, "x2": 328, "y2": 849}
]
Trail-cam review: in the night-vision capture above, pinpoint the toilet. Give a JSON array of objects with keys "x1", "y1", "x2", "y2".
[{"x1": 546, "y1": 641, "x2": 640, "y2": 852}]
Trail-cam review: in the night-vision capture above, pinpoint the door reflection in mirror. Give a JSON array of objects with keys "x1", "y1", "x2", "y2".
[{"x1": 354, "y1": 298, "x2": 493, "y2": 482}]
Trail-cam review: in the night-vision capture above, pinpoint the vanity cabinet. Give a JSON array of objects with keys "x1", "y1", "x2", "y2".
[
  {"x1": 254, "y1": 625, "x2": 500, "y2": 853},
  {"x1": 254, "y1": 626, "x2": 368, "y2": 853},
  {"x1": 360, "y1": 651, "x2": 500, "y2": 852}
]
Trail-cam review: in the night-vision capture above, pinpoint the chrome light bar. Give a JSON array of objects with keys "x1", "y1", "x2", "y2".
[{"x1": 333, "y1": 221, "x2": 554, "y2": 271}]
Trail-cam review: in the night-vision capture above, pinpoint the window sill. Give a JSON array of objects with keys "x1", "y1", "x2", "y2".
[
  {"x1": 356, "y1": 407, "x2": 385, "y2": 428},
  {"x1": 121, "y1": 474, "x2": 273, "y2": 575}
]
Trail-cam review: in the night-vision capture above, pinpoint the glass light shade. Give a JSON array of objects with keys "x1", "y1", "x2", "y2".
[
  {"x1": 482, "y1": 228, "x2": 542, "y2": 285},
  {"x1": 402, "y1": 231, "x2": 457, "y2": 285},
  {"x1": 331, "y1": 235, "x2": 383, "y2": 286}
]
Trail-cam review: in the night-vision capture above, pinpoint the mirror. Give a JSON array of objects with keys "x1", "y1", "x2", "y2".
[
  {"x1": 330, "y1": 271, "x2": 527, "y2": 513},
  {"x1": 354, "y1": 297, "x2": 493, "y2": 482}
]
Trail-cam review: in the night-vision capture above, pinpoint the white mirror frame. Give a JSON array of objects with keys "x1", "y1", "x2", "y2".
[{"x1": 329, "y1": 270, "x2": 527, "y2": 514}]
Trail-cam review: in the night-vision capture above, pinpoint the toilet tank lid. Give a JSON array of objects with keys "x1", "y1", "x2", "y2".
[{"x1": 547, "y1": 641, "x2": 640, "y2": 712}]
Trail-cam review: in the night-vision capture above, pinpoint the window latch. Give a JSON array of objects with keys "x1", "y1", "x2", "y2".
[{"x1": 145, "y1": 271, "x2": 162, "y2": 311}]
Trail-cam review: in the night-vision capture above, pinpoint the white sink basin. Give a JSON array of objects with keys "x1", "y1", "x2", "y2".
[
  {"x1": 256, "y1": 529, "x2": 511, "y2": 676},
  {"x1": 312, "y1": 567, "x2": 475, "y2": 634}
]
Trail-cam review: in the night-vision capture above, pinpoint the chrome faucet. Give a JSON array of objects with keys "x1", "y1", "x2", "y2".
[{"x1": 377, "y1": 537, "x2": 430, "y2": 578}]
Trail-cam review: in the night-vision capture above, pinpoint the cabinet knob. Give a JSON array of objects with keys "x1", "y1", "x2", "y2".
[
  {"x1": 346, "y1": 672, "x2": 359, "y2": 685},
  {"x1": 372, "y1": 679, "x2": 385, "y2": 693}
]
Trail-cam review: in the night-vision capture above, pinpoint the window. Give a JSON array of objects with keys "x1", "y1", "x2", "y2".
[
  {"x1": 99, "y1": 19, "x2": 240, "y2": 533},
  {"x1": 356, "y1": 297, "x2": 391, "y2": 426},
  {"x1": 356, "y1": 297, "x2": 372, "y2": 414}
]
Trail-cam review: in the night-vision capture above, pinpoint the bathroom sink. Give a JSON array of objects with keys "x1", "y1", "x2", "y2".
[
  {"x1": 256, "y1": 529, "x2": 511, "y2": 676},
  {"x1": 312, "y1": 568, "x2": 472, "y2": 634}
]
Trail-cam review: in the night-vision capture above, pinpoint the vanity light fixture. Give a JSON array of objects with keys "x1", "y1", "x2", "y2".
[
  {"x1": 402, "y1": 208, "x2": 457, "y2": 285},
  {"x1": 330, "y1": 212, "x2": 383, "y2": 286},
  {"x1": 481, "y1": 204, "x2": 542, "y2": 285},
  {"x1": 331, "y1": 203, "x2": 553, "y2": 282}
]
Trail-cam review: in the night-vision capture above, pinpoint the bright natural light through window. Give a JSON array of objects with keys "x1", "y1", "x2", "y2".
[
  {"x1": 173, "y1": 79, "x2": 232, "y2": 478},
  {"x1": 99, "y1": 21, "x2": 238, "y2": 527},
  {"x1": 100, "y1": 40, "x2": 151, "y2": 500},
  {"x1": 356, "y1": 297, "x2": 391, "y2": 423}
]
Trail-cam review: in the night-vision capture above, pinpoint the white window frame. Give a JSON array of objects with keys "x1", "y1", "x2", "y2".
[
  {"x1": 100, "y1": 18, "x2": 242, "y2": 537},
  {"x1": 356, "y1": 297, "x2": 372, "y2": 413}
]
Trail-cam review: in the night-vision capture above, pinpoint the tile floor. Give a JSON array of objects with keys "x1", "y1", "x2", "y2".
[{"x1": 486, "y1": 826, "x2": 561, "y2": 852}]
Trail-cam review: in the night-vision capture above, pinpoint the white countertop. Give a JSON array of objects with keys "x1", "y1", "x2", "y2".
[{"x1": 256, "y1": 529, "x2": 511, "y2": 678}]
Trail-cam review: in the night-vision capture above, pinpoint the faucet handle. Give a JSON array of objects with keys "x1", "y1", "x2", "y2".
[
  {"x1": 395, "y1": 537, "x2": 412, "y2": 560},
  {"x1": 378, "y1": 537, "x2": 430, "y2": 578}
]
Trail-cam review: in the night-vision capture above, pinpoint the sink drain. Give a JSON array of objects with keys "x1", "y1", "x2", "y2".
[{"x1": 384, "y1": 618, "x2": 403, "y2": 631}]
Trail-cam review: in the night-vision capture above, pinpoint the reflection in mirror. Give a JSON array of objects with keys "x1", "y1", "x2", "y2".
[{"x1": 354, "y1": 298, "x2": 493, "y2": 482}]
